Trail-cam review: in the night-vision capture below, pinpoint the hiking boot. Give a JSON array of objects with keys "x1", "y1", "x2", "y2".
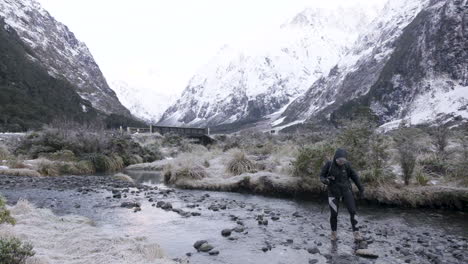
[
  {"x1": 331, "y1": 231, "x2": 338, "y2": 241},
  {"x1": 354, "y1": 231, "x2": 363, "y2": 241}
]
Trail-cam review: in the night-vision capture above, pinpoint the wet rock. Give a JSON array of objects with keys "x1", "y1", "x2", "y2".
[
  {"x1": 307, "y1": 247, "x2": 320, "y2": 254},
  {"x1": 358, "y1": 241, "x2": 368, "y2": 249},
  {"x1": 120, "y1": 201, "x2": 140, "y2": 208},
  {"x1": 262, "y1": 247, "x2": 269, "y2": 252},
  {"x1": 186, "y1": 252, "x2": 192, "y2": 257},
  {"x1": 194, "y1": 240, "x2": 208, "y2": 250},
  {"x1": 209, "y1": 250, "x2": 220, "y2": 255},
  {"x1": 309, "y1": 260, "x2": 318, "y2": 264},
  {"x1": 199, "y1": 243, "x2": 214, "y2": 252},
  {"x1": 221, "y1": 229, "x2": 232, "y2": 237},
  {"x1": 292, "y1": 212, "x2": 302, "y2": 217},
  {"x1": 133, "y1": 207, "x2": 141, "y2": 213},
  {"x1": 191, "y1": 212, "x2": 201, "y2": 216},
  {"x1": 356, "y1": 249, "x2": 379, "y2": 259},
  {"x1": 271, "y1": 216, "x2": 280, "y2": 221},
  {"x1": 232, "y1": 226, "x2": 244, "y2": 233}
]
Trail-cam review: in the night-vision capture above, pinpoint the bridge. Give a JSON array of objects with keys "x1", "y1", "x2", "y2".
[{"x1": 124, "y1": 125, "x2": 215, "y2": 145}]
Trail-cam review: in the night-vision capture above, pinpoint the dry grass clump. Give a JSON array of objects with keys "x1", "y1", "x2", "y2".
[
  {"x1": 226, "y1": 151, "x2": 257, "y2": 176},
  {"x1": 0, "y1": 169, "x2": 41, "y2": 177},
  {"x1": 0, "y1": 144, "x2": 10, "y2": 160},
  {"x1": 113, "y1": 173, "x2": 135, "y2": 183},
  {"x1": 164, "y1": 164, "x2": 207, "y2": 184},
  {"x1": 37, "y1": 160, "x2": 60, "y2": 176},
  {"x1": 6, "y1": 158, "x2": 29, "y2": 169}
]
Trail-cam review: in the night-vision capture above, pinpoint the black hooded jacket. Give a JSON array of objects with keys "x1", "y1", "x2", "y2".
[{"x1": 319, "y1": 148, "x2": 364, "y2": 196}]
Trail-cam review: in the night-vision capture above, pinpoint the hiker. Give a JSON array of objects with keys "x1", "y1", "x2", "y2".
[{"x1": 319, "y1": 148, "x2": 364, "y2": 241}]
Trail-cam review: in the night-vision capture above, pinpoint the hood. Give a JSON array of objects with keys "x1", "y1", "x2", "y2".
[{"x1": 333, "y1": 148, "x2": 348, "y2": 162}]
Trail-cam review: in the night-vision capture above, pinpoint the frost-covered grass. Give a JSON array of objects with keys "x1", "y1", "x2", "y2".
[
  {"x1": 0, "y1": 200, "x2": 177, "y2": 264},
  {"x1": 113, "y1": 173, "x2": 135, "y2": 183}
]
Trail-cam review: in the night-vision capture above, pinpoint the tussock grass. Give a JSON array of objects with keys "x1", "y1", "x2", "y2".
[
  {"x1": 6, "y1": 158, "x2": 28, "y2": 169},
  {"x1": 0, "y1": 169, "x2": 41, "y2": 177},
  {"x1": 164, "y1": 164, "x2": 207, "y2": 184},
  {"x1": 37, "y1": 160, "x2": 60, "y2": 176},
  {"x1": 226, "y1": 151, "x2": 256, "y2": 176},
  {"x1": 0, "y1": 144, "x2": 10, "y2": 160},
  {"x1": 114, "y1": 173, "x2": 134, "y2": 183}
]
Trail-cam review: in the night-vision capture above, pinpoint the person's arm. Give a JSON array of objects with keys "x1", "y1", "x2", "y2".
[
  {"x1": 319, "y1": 161, "x2": 331, "y2": 185},
  {"x1": 347, "y1": 164, "x2": 364, "y2": 192}
]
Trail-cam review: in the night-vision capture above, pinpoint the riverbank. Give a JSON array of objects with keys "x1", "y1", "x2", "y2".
[{"x1": 128, "y1": 157, "x2": 468, "y2": 211}]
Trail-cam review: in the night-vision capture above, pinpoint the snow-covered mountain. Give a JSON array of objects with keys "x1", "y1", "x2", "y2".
[
  {"x1": 280, "y1": 0, "x2": 468, "y2": 131},
  {"x1": 111, "y1": 80, "x2": 177, "y2": 123},
  {"x1": 0, "y1": 0, "x2": 131, "y2": 117},
  {"x1": 158, "y1": 5, "x2": 383, "y2": 129}
]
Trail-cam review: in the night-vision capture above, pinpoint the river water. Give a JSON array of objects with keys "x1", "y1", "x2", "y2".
[{"x1": 1, "y1": 170, "x2": 467, "y2": 264}]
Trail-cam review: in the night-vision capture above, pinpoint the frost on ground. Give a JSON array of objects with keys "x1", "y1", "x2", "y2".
[{"x1": 0, "y1": 200, "x2": 177, "y2": 264}]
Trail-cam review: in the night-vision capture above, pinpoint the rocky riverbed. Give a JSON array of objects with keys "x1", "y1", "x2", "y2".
[{"x1": 1, "y1": 173, "x2": 467, "y2": 264}]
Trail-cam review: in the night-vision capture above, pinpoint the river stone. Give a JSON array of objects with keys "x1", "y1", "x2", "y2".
[
  {"x1": 307, "y1": 247, "x2": 320, "y2": 254},
  {"x1": 199, "y1": 243, "x2": 214, "y2": 252},
  {"x1": 221, "y1": 229, "x2": 232, "y2": 237},
  {"x1": 209, "y1": 250, "x2": 220, "y2": 255},
  {"x1": 309, "y1": 260, "x2": 318, "y2": 264},
  {"x1": 120, "y1": 201, "x2": 140, "y2": 208},
  {"x1": 193, "y1": 240, "x2": 208, "y2": 250},
  {"x1": 356, "y1": 249, "x2": 379, "y2": 259}
]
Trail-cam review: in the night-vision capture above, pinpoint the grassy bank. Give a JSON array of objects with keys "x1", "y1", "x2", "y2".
[
  {"x1": 130, "y1": 123, "x2": 468, "y2": 210},
  {"x1": 0, "y1": 125, "x2": 163, "y2": 177}
]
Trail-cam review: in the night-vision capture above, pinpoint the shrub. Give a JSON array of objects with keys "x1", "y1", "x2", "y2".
[
  {"x1": 418, "y1": 155, "x2": 449, "y2": 176},
  {"x1": 394, "y1": 127, "x2": 420, "y2": 185},
  {"x1": 0, "y1": 144, "x2": 10, "y2": 160},
  {"x1": 37, "y1": 160, "x2": 60, "y2": 176},
  {"x1": 0, "y1": 196, "x2": 15, "y2": 225},
  {"x1": 226, "y1": 151, "x2": 256, "y2": 176},
  {"x1": 46, "y1": 150, "x2": 76, "y2": 162},
  {"x1": 337, "y1": 120, "x2": 374, "y2": 170},
  {"x1": 84, "y1": 153, "x2": 113, "y2": 173},
  {"x1": 415, "y1": 167, "x2": 430, "y2": 186},
  {"x1": 0, "y1": 237, "x2": 35, "y2": 264},
  {"x1": 362, "y1": 132, "x2": 392, "y2": 185},
  {"x1": 291, "y1": 143, "x2": 335, "y2": 178}
]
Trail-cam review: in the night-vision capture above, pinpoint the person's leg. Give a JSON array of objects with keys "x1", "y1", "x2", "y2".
[
  {"x1": 342, "y1": 189, "x2": 358, "y2": 231},
  {"x1": 328, "y1": 196, "x2": 339, "y2": 232}
]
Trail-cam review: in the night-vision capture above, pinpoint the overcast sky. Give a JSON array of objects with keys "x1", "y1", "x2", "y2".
[{"x1": 37, "y1": 0, "x2": 384, "y2": 98}]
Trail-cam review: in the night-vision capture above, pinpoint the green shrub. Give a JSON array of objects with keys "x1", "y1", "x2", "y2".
[
  {"x1": 415, "y1": 168, "x2": 430, "y2": 186},
  {"x1": 394, "y1": 127, "x2": 420, "y2": 185},
  {"x1": 0, "y1": 196, "x2": 15, "y2": 225},
  {"x1": 46, "y1": 150, "x2": 76, "y2": 162},
  {"x1": 337, "y1": 120, "x2": 374, "y2": 170},
  {"x1": 84, "y1": 153, "x2": 113, "y2": 173},
  {"x1": 226, "y1": 151, "x2": 256, "y2": 176},
  {"x1": 0, "y1": 237, "x2": 35, "y2": 264},
  {"x1": 418, "y1": 155, "x2": 449, "y2": 176},
  {"x1": 291, "y1": 143, "x2": 335, "y2": 178}
]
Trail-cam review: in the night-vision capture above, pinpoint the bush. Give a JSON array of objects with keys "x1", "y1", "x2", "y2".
[
  {"x1": 337, "y1": 120, "x2": 374, "y2": 170},
  {"x1": 0, "y1": 196, "x2": 15, "y2": 225},
  {"x1": 394, "y1": 127, "x2": 420, "y2": 185},
  {"x1": 45, "y1": 150, "x2": 76, "y2": 162},
  {"x1": 226, "y1": 151, "x2": 256, "y2": 176},
  {"x1": 291, "y1": 143, "x2": 335, "y2": 178},
  {"x1": 6, "y1": 158, "x2": 28, "y2": 169},
  {"x1": 0, "y1": 144, "x2": 10, "y2": 160},
  {"x1": 362, "y1": 132, "x2": 393, "y2": 185},
  {"x1": 84, "y1": 153, "x2": 117, "y2": 173},
  {"x1": 415, "y1": 167, "x2": 430, "y2": 186},
  {"x1": 418, "y1": 155, "x2": 449, "y2": 176},
  {"x1": 0, "y1": 237, "x2": 35, "y2": 264},
  {"x1": 37, "y1": 160, "x2": 60, "y2": 176}
]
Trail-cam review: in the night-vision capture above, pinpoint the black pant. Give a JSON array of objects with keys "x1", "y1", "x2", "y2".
[{"x1": 328, "y1": 188, "x2": 358, "y2": 232}]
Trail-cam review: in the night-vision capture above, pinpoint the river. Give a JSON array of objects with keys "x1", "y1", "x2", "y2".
[{"x1": 1, "y1": 170, "x2": 466, "y2": 264}]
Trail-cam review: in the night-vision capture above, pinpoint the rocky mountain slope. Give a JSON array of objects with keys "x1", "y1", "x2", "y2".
[
  {"x1": 278, "y1": 0, "x2": 467, "y2": 131},
  {"x1": 0, "y1": 0, "x2": 131, "y2": 117},
  {"x1": 158, "y1": 5, "x2": 381, "y2": 129},
  {"x1": 0, "y1": 17, "x2": 98, "y2": 131}
]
